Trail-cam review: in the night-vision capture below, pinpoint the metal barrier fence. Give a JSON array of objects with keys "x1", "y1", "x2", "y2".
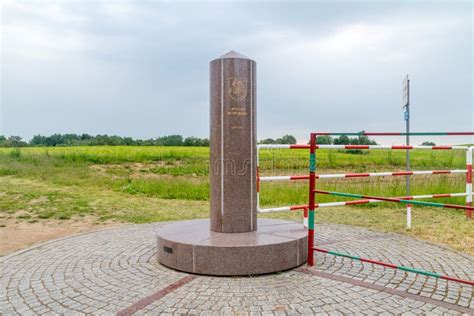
[{"x1": 256, "y1": 131, "x2": 474, "y2": 286}]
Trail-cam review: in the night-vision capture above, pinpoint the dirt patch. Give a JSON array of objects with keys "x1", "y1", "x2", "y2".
[
  {"x1": 0, "y1": 217, "x2": 124, "y2": 256},
  {"x1": 28, "y1": 196, "x2": 49, "y2": 205},
  {"x1": 90, "y1": 162, "x2": 176, "y2": 173},
  {"x1": 89, "y1": 162, "x2": 205, "y2": 182}
]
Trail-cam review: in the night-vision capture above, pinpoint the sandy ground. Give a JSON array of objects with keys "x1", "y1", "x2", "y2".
[{"x1": 0, "y1": 218, "x2": 124, "y2": 256}]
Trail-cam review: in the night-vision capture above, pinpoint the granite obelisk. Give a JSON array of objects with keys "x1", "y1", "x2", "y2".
[
  {"x1": 210, "y1": 51, "x2": 257, "y2": 233},
  {"x1": 156, "y1": 51, "x2": 307, "y2": 276}
]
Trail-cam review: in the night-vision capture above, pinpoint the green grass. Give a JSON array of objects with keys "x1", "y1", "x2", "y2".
[
  {"x1": 0, "y1": 177, "x2": 208, "y2": 223},
  {"x1": 0, "y1": 146, "x2": 472, "y2": 254}
]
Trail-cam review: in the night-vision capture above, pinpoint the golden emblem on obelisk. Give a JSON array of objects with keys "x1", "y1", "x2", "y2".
[{"x1": 229, "y1": 78, "x2": 247, "y2": 101}]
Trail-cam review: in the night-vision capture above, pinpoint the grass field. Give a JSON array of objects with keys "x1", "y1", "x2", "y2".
[{"x1": 0, "y1": 146, "x2": 472, "y2": 255}]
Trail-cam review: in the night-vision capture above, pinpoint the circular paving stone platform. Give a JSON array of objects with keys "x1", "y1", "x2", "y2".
[{"x1": 2, "y1": 222, "x2": 473, "y2": 315}]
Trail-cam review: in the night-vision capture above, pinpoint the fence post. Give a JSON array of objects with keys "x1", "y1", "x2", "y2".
[
  {"x1": 256, "y1": 146, "x2": 260, "y2": 212},
  {"x1": 407, "y1": 205, "x2": 412, "y2": 229},
  {"x1": 303, "y1": 207, "x2": 308, "y2": 228},
  {"x1": 467, "y1": 147, "x2": 472, "y2": 219},
  {"x1": 308, "y1": 133, "x2": 316, "y2": 266}
]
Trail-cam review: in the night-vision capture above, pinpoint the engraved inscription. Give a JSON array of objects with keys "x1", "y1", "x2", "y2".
[
  {"x1": 227, "y1": 107, "x2": 248, "y2": 116},
  {"x1": 229, "y1": 78, "x2": 247, "y2": 101}
]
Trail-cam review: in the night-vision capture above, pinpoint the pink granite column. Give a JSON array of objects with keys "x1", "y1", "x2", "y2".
[{"x1": 210, "y1": 51, "x2": 257, "y2": 233}]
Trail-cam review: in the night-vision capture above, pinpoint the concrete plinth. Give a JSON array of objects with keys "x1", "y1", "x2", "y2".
[{"x1": 157, "y1": 219, "x2": 307, "y2": 276}]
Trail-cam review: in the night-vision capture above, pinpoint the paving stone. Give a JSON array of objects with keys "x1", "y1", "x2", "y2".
[{"x1": 1, "y1": 222, "x2": 472, "y2": 314}]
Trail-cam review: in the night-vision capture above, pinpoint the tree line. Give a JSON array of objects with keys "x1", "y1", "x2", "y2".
[
  {"x1": 0, "y1": 133, "x2": 436, "y2": 147},
  {"x1": 315, "y1": 135, "x2": 377, "y2": 145},
  {"x1": 316, "y1": 136, "x2": 436, "y2": 146},
  {"x1": 0, "y1": 134, "x2": 302, "y2": 147},
  {"x1": 258, "y1": 134, "x2": 379, "y2": 145},
  {"x1": 0, "y1": 134, "x2": 210, "y2": 147}
]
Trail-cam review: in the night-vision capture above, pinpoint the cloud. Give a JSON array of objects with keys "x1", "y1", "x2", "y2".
[{"x1": 1, "y1": 1, "x2": 472, "y2": 145}]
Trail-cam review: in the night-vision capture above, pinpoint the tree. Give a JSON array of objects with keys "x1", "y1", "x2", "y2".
[
  {"x1": 332, "y1": 134, "x2": 376, "y2": 146},
  {"x1": 316, "y1": 135, "x2": 332, "y2": 144},
  {"x1": 184, "y1": 137, "x2": 209, "y2": 146},
  {"x1": 81, "y1": 133, "x2": 92, "y2": 140},
  {"x1": 356, "y1": 135, "x2": 377, "y2": 145},
  {"x1": 30, "y1": 135, "x2": 45, "y2": 146},
  {"x1": 6, "y1": 136, "x2": 27, "y2": 147},
  {"x1": 259, "y1": 138, "x2": 277, "y2": 144},
  {"x1": 161, "y1": 135, "x2": 183, "y2": 146},
  {"x1": 123, "y1": 137, "x2": 135, "y2": 146},
  {"x1": 277, "y1": 135, "x2": 297, "y2": 144},
  {"x1": 46, "y1": 134, "x2": 64, "y2": 146},
  {"x1": 421, "y1": 141, "x2": 436, "y2": 146},
  {"x1": 334, "y1": 135, "x2": 350, "y2": 145}
]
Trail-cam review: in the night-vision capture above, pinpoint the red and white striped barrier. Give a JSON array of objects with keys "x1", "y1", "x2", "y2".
[
  {"x1": 258, "y1": 132, "x2": 474, "y2": 278},
  {"x1": 258, "y1": 144, "x2": 470, "y2": 150},
  {"x1": 258, "y1": 192, "x2": 469, "y2": 214},
  {"x1": 265, "y1": 132, "x2": 474, "y2": 276},
  {"x1": 314, "y1": 190, "x2": 474, "y2": 211},
  {"x1": 256, "y1": 143, "x2": 474, "y2": 227},
  {"x1": 259, "y1": 169, "x2": 467, "y2": 182}
]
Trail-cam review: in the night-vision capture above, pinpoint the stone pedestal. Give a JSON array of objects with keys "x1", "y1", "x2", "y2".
[
  {"x1": 157, "y1": 219, "x2": 306, "y2": 276},
  {"x1": 157, "y1": 51, "x2": 307, "y2": 276}
]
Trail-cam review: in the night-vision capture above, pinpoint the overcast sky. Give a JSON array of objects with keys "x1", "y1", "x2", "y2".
[{"x1": 1, "y1": 1, "x2": 473, "y2": 144}]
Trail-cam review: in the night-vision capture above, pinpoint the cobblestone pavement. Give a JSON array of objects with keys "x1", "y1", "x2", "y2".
[{"x1": 2, "y1": 222, "x2": 473, "y2": 315}]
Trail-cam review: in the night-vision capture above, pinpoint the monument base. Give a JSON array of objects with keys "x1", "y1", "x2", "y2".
[{"x1": 157, "y1": 218, "x2": 307, "y2": 276}]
